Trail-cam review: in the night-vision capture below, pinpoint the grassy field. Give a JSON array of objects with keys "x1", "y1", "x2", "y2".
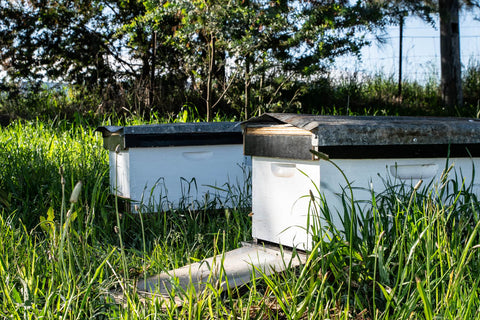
[{"x1": 1, "y1": 118, "x2": 480, "y2": 319}]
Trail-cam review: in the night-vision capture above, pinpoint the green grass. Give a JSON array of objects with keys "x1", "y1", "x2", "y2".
[{"x1": 1, "y1": 118, "x2": 480, "y2": 319}]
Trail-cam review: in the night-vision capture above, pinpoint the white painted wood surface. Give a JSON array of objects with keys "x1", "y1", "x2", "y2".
[
  {"x1": 109, "y1": 150, "x2": 130, "y2": 198},
  {"x1": 109, "y1": 144, "x2": 249, "y2": 211},
  {"x1": 252, "y1": 156, "x2": 480, "y2": 250}
]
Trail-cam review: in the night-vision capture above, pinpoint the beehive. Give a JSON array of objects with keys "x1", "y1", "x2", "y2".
[
  {"x1": 243, "y1": 113, "x2": 480, "y2": 250},
  {"x1": 97, "y1": 122, "x2": 249, "y2": 211}
]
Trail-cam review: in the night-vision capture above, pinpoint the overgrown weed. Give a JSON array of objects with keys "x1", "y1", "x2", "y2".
[{"x1": 2, "y1": 62, "x2": 480, "y2": 124}]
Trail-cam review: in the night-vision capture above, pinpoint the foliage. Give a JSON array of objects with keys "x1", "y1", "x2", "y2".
[
  {"x1": 140, "y1": 0, "x2": 393, "y2": 118},
  {"x1": 0, "y1": 0, "x2": 120, "y2": 87},
  {"x1": 368, "y1": 0, "x2": 437, "y2": 23},
  {"x1": 2, "y1": 1, "x2": 480, "y2": 119},
  {"x1": 2, "y1": 63, "x2": 480, "y2": 125},
  {"x1": 1, "y1": 0, "x2": 409, "y2": 120},
  {"x1": 463, "y1": 61, "x2": 480, "y2": 114}
]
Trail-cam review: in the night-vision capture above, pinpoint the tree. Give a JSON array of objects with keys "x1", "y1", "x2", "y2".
[
  {"x1": 370, "y1": 0, "x2": 476, "y2": 111},
  {"x1": 116, "y1": 0, "x2": 183, "y2": 112},
  {"x1": 0, "y1": 0, "x2": 189, "y2": 114},
  {"x1": 440, "y1": 0, "x2": 463, "y2": 110},
  {"x1": 139, "y1": 0, "x2": 396, "y2": 119},
  {"x1": 0, "y1": 0, "x2": 121, "y2": 88},
  {"x1": 6, "y1": 0, "x2": 462, "y2": 118},
  {"x1": 150, "y1": 0, "x2": 234, "y2": 121}
]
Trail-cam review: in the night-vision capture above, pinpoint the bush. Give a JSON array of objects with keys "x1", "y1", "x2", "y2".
[{"x1": 2, "y1": 62, "x2": 480, "y2": 123}]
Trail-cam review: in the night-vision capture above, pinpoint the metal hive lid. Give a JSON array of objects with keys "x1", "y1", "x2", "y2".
[
  {"x1": 97, "y1": 122, "x2": 242, "y2": 136},
  {"x1": 96, "y1": 122, "x2": 243, "y2": 150},
  {"x1": 243, "y1": 113, "x2": 480, "y2": 146}
]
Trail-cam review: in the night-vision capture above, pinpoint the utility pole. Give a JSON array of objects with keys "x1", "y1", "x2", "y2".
[{"x1": 439, "y1": 0, "x2": 463, "y2": 112}]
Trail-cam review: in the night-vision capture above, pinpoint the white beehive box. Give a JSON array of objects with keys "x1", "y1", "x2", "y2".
[
  {"x1": 243, "y1": 113, "x2": 480, "y2": 250},
  {"x1": 96, "y1": 122, "x2": 249, "y2": 211}
]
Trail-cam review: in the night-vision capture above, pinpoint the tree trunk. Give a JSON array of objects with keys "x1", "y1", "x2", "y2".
[
  {"x1": 398, "y1": 15, "x2": 404, "y2": 98},
  {"x1": 245, "y1": 55, "x2": 250, "y2": 120},
  {"x1": 439, "y1": 0, "x2": 463, "y2": 112},
  {"x1": 206, "y1": 34, "x2": 215, "y2": 122},
  {"x1": 149, "y1": 31, "x2": 157, "y2": 109}
]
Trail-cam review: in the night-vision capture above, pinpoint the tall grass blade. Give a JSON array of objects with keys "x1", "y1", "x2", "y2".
[{"x1": 416, "y1": 276, "x2": 433, "y2": 320}]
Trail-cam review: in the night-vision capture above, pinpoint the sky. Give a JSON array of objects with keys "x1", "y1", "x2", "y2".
[{"x1": 334, "y1": 9, "x2": 480, "y2": 84}]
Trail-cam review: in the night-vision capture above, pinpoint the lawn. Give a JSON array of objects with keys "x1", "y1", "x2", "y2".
[{"x1": 1, "y1": 118, "x2": 480, "y2": 319}]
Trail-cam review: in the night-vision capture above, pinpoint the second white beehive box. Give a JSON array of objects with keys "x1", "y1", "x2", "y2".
[{"x1": 243, "y1": 113, "x2": 480, "y2": 250}]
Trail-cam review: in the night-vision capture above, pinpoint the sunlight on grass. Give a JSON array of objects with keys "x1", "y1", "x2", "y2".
[{"x1": 1, "y1": 118, "x2": 480, "y2": 318}]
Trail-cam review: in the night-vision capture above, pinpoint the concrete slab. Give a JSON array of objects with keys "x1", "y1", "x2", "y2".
[{"x1": 136, "y1": 242, "x2": 307, "y2": 296}]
